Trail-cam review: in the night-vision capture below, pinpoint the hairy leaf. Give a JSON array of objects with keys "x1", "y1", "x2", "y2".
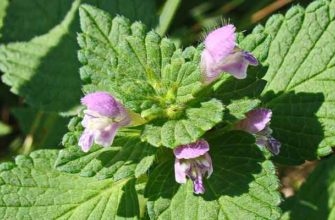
[
  {"x1": 56, "y1": 137, "x2": 156, "y2": 180},
  {"x1": 58, "y1": 114, "x2": 156, "y2": 181},
  {"x1": 213, "y1": 66, "x2": 267, "y2": 103},
  {"x1": 79, "y1": 5, "x2": 203, "y2": 112},
  {"x1": 225, "y1": 98, "x2": 261, "y2": 122},
  {"x1": 0, "y1": 0, "x2": 73, "y2": 43},
  {"x1": 0, "y1": 0, "x2": 82, "y2": 112},
  {"x1": 145, "y1": 131, "x2": 281, "y2": 220},
  {"x1": 0, "y1": 0, "x2": 156, "y2": 43},
  {"x1": 0, "y1": 150, "x2": 140, "y2": 219},
  {"x1": 78, "y1": 5, "x2": 224, "y2": 148},
  {"x1": 0, "y1": 0, "x2": 157, "y2": 112},
  {"x1": 247, "y1": 0, "x2": 335, "y2": 164},
  {"x1": 141, "y1": 99, "x2": 223, "y2": 148}
]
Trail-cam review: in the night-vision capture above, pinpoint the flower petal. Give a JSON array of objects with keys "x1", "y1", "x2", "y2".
[
  {"x1": 174, "y1": 140, "x2": 210, "y2": 159},
  {"x1": 78, "y1": 129, "x2": 94, "y2": 152},
  {"x1": 235, "y1": 108, "x2": 272, "y2": 134},
  {"x1": 174, "y1": 159, "x2": 188, "y2": 184},
  {"x1": 219, "y1": 51, "x2": 258, "y2": 79},
  {"x1": 243, "y1": 51, "x2": 259, "y2": 66},
  {"x1": 201, "y1": 25, "x2": 237, "y2": 83},
  {"x1": 201, "y1": 50, "x2": 217, "y2": 83},
  {"x1": 267, "y1": 137, "x2": 281, "y2": 155},
  {"x1": 204, "y1": 24, "x2": 236, "y2": 62},
  {"x1": 94, "y1": 123, "x2": 119, "y2": 147},
  {"x1": 203, "y1": 50, "x2": 259, "y2": 82},
  {"x1": 81, "y1": 92, "x2": 127, "y2": 118},
  {"x1": 82, "y1": 112, "x2": 113, "y2": 130},
  {"x1": 203, "y1": 153, "x2": 213, "y2": 178},
  {"x1": 193, "y1": 175, "x2": 205, "y2": 194},
  {"x1": 81, "y1": 114, "x2": 92, "y2": 127}
]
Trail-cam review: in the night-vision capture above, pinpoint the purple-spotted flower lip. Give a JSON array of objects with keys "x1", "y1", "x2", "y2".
[
  {"x1": 174, "y1": 139, "x2": 209, "y2": 159},
  {"x1": 174, "y1": 140, "x2": 213, "y2": 194},
  {"x1": 243, "y1": 51, "x2": 259, "y2": 66}
]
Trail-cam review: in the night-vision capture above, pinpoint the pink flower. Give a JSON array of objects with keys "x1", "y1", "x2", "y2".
[
  {"x1": 201, "y1": 25, "x2": 258, "y2": 83},
  {"x1": 235, "y1": 108, "x2": 281, "y2": 155},
  {"x1": 174, "y1": 140, "x2": 213, "y2": 194},
  {"x1": 78, "y1": 92, "x2": 130, "y2": 152}
]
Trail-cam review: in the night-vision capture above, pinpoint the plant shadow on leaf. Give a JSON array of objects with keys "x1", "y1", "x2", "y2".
[
  {"x1": 94, "y1": 138, "x2": 157, "y2": 180},
  {"x1": 55, "y1": 137, "x2": 157, "y2": 181},
  {"x1": 142, "y1": 131, "x2": 282, "y2": 219},
  {"x1": 0, "y1": 0, "x2": 158, "y2": 43},
  {"x1": 1, "y1": 0, "x2": 159, "y2": 113},
  {"x1": 212, "y1": 66, "x2": 267, "y2": 123},
  {"x1": 94, "y1": 147, "x2": 139, "y2": 180},
  {"x1": 262, "y1": 91, "x2": 325, "y2": 165},
  {"x1": 145, "y1": 131, "x2": 265, "y2": 201},
  {"x1": 117, "y1": 178, "x2": 140, "y2": 218},
  {"x1": 203, "y1": 131, "x2": 265, "y2": 200},
  {"x1": 213, "y1": 65, "x2": 268, "y2": 103},
  {"x1": 144, "y1": 159, "x2": 180, "y2": 200},
  {"x1": 0, "y1": 0, "x2": 73, "y2": 43},
  {"x1": 16, "y1": 14, "x2": 82, "y2": 112}
]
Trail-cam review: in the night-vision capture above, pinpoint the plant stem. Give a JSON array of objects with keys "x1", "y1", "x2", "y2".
[{"x1": 156, "y1": 0, "x2": 182, "y2": 36}]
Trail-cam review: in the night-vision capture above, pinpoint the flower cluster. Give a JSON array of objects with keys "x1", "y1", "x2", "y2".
[{"x1": 76, "y1": 24, "x2": 280, "y2": 195}]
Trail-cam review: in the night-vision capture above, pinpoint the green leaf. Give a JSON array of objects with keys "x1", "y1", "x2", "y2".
[
  {"x1": 225, "y1": 98, "x2": 261, "y2": 122},
  {"x1": 12, "y1": 108, "x2": 68, "y2": 150},
  {"x1": 0, "y1": 0, "x2": 82, "y2": 112},
  {"x1": 141, "y1": 99, "x2": 223, "y2": 148},
  {"x1": 213, "y1": 66, "x2": 267, "y2": 103},
  {"x1": 0, "y1": 0, "x2": 73, "y2": 43},
  {"x1": 0, "y1": 121, "x2": 11, "y2": 136},
  {"x1": 247, "y1": 0, "x2": 335, "y2": 164},
  {"x1": 144, "y1": 131, "x2": 281, "y2": 220},
  {"x1": 0, "y1": 0, "x2": 157, "y2": 112},
  {"x1": 281, "y1": 156, "x2": 335, "y2": 219},
  {"x1": 79, "y1": 5, "x2": 202, "y2": 112},
  {"x1": 0, "y1": 150, "x2": 140, "y2": 219},
  {"x1": 78, "y1": 5, "x2": 224, "y2": 148},
  {"x1": 55, "y1": 137, "x2": 156, "y2": 180},
  {"x1": 0, "y1": 0, "x2": 157, "y2": 43}
]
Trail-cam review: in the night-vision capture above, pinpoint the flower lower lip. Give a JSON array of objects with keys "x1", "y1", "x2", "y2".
[{"x1": 173, "y1": 140, "x2": 213, "y2": 194}]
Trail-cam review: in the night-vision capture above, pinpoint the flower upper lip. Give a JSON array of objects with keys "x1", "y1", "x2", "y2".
[
  {"x1": 78, "y1": 92, "x2": 131, "y2": 152},
  {"x1": 201, "y1": 24, "x2": 258, "y2": 83}
]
